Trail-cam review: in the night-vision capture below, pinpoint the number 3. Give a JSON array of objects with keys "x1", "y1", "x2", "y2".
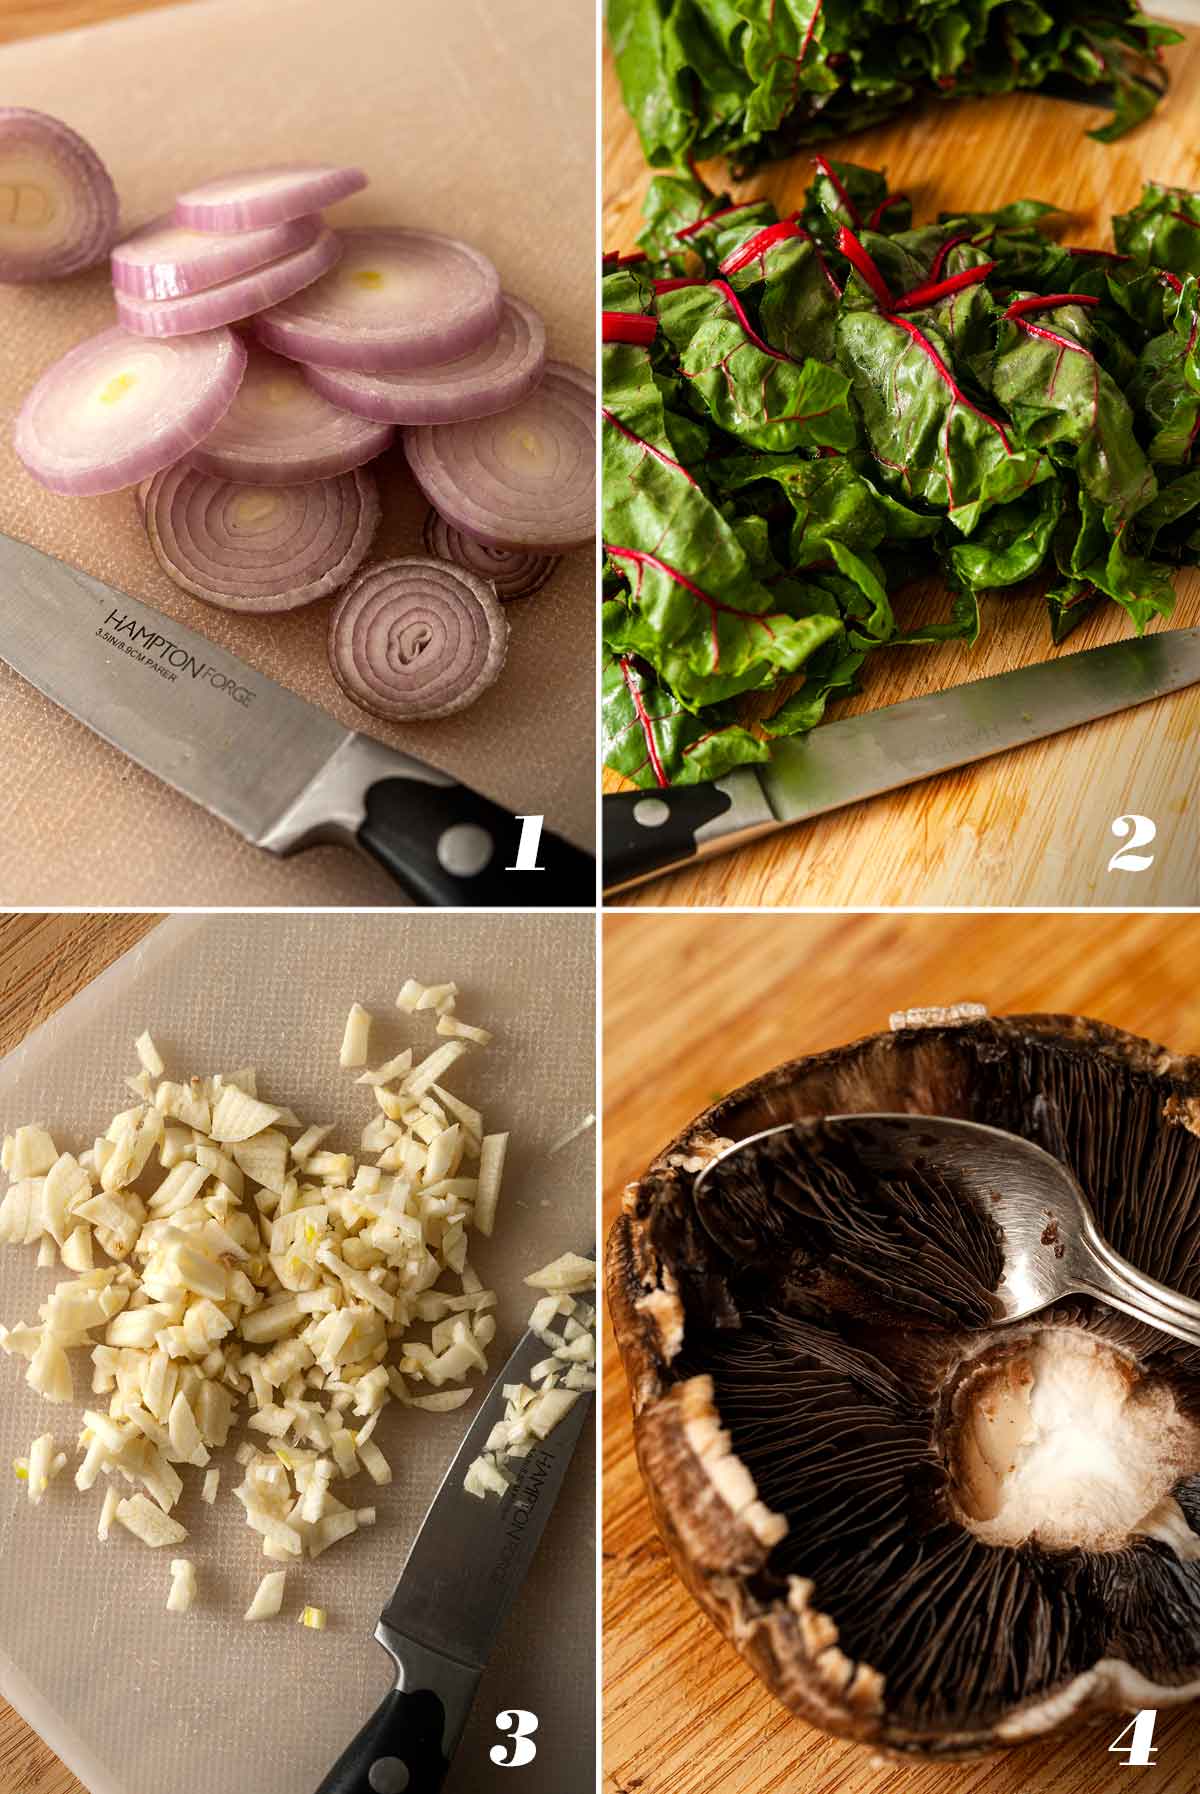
[
  {"x1": 491, "y1": 1709, "x2": 539, "y2": 1767},
  {"x1": 1108, "y1": 814, "x2": 1156, "y2": 873}
]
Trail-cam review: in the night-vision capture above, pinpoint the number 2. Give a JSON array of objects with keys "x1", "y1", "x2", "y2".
[
  {"x1": 1108, "y1": 1709, "x2": 1158, "y2": 1766},
  {"x1": 1108, "y1": 814, "x2": 1156, "y2": 873},
  {"x1": 491, "y1": 1709, "x2": 539, "y2": 1767}
]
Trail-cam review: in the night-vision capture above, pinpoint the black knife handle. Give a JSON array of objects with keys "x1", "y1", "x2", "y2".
[
  {"x1": 603, "y1": 783, "x2": 733, "y2": 892},
  {"x1": 358, "y1": 777, "x2": 595, "y2": 907},
  {"x1": 314, "y1": 1686, "x2": 449, "y2": 1794}
]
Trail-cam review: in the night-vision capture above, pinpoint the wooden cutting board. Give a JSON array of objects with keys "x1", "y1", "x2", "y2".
[
  {"x1": 602, "y1": 909, "x2": 1200, "y2": 1794},
  {"x1": 602, "y1": 37, "x2": 1200, "y2": 909}
]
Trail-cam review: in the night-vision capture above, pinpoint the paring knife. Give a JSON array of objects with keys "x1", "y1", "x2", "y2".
[
  {"x1": 0, "y1": 534, "x2": 594, "y2": 907},
  {"x1": 314, "y1": 1317, "x2": 593, "y2": 1794},
  {"x1": 603, "y1": 630, "x2": 1200, "y2": 894}
]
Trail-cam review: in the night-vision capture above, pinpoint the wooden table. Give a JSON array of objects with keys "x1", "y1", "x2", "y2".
[
  {"x1": 0, "y1": 0, "x2": 190, "y2": 46},
  {"x1": 603, "y1": 911, "x2": 1200, "y2": 1794},
  {"x1": 602, "y1": 40, "x2": 1200, "y2": 909},
  {"x1": 0, "y1": 914, "x2": 161, "y2": 1794}
]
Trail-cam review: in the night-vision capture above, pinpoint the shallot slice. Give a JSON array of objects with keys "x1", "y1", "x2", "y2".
[
  {"x1": 254, "y1": 228, "x2": 502, "y2": 373},
  {"x1": 404, "y1": 361, "x2": 595, "y2": 553},
  {"x1": 0, "y1": 108, "x2": 118, "y2": 282},
  {"x1": 422, "y1": 509, "x2": 558, "y2": 602},
  {"x1": 114, "y1": 229, "x2": 341, "y2": 338},
  {"x1": 173, "y1": 163, "x2": 366, "y2": 232},
  {"x1": 14, "y1": 325, "x2": 246, "y2": 496},
  {"x1": 186, "y1": 345, "x2": 392, "y2": 485},
  {"x1": 301, "y1": 293, "x2": 545, "y2": 425},
  {"x1": 328, "y1": 557, "x2": 509, "y2": 720},
  {"x1": 111, "y1": 211, "x2": 321, "y2": 301},
  {"x1": 143, "y1": 464, "x2": 379, "y2": 612}
]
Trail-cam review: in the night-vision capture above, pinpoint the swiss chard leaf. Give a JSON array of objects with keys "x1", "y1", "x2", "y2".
[
  {"x1": 836, "y1": 308, "x2": 1051, "y2": 532},
  {"x1": 987, "y1": 300, "x2": 1157, "y2": 529},
  {"x1": 601, "y1": 652, "x2": 769, "y2": 787},
  {"x1": 658, "y1": 279, "x2": 856, "y2": 452},
  {"x1": 1113, "y1": 180, "x2": 1200, "y2": 278}
]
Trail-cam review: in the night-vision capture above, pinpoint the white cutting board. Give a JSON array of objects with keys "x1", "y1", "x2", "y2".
[{"x1": 0, "y1": 914, "x2": 596, "y2": 1794}]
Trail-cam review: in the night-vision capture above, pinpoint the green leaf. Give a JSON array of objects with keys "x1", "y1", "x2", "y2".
[
  {"x1": 836, "y1": 308, "x2": 1051, "y2": 531},
  {"x1": 601, "y1": 652, "x2": 769, "y2": 786}
]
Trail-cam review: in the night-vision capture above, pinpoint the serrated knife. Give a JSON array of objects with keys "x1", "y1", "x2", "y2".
[
  {"x1": 0, "y1": 533, "x2": 594, "y2": 907},
  {"x1": 603, "y1": 630, "x2": 1200, "y2": 894},
  {"x1": 314, "y1": 1316, "x2": 593, "y2": 1794}
]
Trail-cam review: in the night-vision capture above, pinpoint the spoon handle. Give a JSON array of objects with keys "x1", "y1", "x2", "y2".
[{"x1": 1077, "y1": 1232, "x2": 1200, "y2": 1349}]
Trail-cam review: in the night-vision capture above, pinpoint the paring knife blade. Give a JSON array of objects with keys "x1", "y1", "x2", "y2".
[
  {"x1": 314, "y1": 1313, "x2": 593, "y2": 1794},
  {"x1": 602, "y1": 629, "x2": 1200, "y2": 895},
  {"x1": 0, "y1": 533, "x2": 594, "y2": 907}
]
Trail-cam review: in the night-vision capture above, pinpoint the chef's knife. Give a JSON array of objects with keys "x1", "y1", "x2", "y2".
[
  {"x1": 603, "y1": 629, "x2": 1200, "y2": 894},
  {"x1": 314, "y1": 1315, "x2": 594, "y2": 1794},
  {"x1": 0, "y1": 534, "x2": 594, "y2": 907}
]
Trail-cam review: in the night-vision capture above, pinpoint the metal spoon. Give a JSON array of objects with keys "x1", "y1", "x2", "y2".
[{"x1": 694, "y1": 1113, "x2": 1200, "y2": 1349}]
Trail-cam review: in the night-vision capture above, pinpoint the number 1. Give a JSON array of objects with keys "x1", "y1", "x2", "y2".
[{"x1": 507, "y1": 815, "x2": 545, "y2": 872}]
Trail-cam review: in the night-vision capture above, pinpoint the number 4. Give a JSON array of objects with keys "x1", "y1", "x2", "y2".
[{"x1": 1109, "y1": 1709, "x2": 1158, "y2": 1766}]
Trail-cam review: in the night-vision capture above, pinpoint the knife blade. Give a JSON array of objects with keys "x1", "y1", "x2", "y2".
[
  {"x1": 603, "y1": 629, "x2": 1200, "y2": 894},
  {"x1": 314, "y1": 1314, "x2": 594, "y2": 1794},
  {"x1": 0, "y1": 533, "x2": 594, "y2": 907}
]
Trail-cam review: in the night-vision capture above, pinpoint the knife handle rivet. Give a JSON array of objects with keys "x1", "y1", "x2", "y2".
[
  {"x1": 436, "y1": 823, "x2": 494, "y2": 878},
  {"x1": 368, "y1": 1757, "x2": 410, "y2": 1793},
  {"x1": 632, "y1": 798, "x2": 670, "y2": 828}
]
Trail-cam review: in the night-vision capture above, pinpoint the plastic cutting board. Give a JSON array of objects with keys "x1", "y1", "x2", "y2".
[{"x1": 0, "y1": 913, "x2": 596, "y2": 1794}]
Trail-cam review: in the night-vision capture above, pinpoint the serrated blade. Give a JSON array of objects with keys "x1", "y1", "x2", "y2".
[
  {"x1": 757, "y1": 630, "x2": 1200, "y2": 823},
  {"x1": 0, "y1": 532, "x2": 350, "y2": 843},
  {"x1": 380, "y1": 1322, "x2": 593, "y2": 1670}
]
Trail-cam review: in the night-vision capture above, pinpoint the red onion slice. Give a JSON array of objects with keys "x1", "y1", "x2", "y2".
[
  {"x1": 329, "y1": 557, "x2": 508, "y2": 720},
  {"x1": 143, "y1": 464, "x2": 379, "y2": 612},
  {"x1": 185, "y1": 344, "x2": 393, "y2": 484},
  {"x1": 300, "y1": 293, "x2": 545, "y2": 424},
  {"x1": 404, "y1": 360, "x2": 595, "y2": 553},
  {"x1": 173, "y1": 163, "x2": 366, "y2": 232},
  {"x1": 114, "y1": 228, "x2": 341, "y2": 338},
  {"x1": 14, "y1": 325, "x2": 246, "y2": 496},
  {"x1": 422, "y1": 508, "x2": 558, "y2": 601},
  {"x1": 111, "y1": 211, "x2": 321, "y2": 301},
  {"x1": 254, "y1": 228, "x2": 502, "y2": 373},
  {"x1": 0, "y1": 108, "x2": 118, "y2": 282}
]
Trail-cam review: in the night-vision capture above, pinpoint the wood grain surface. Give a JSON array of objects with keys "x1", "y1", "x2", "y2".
[
  {"x1": 0, "y1": 912, "x2": 161, "y2": 1794},
  {"x1": 602, "y1": 39, "x2": 1200, "y2": 909},
  {"x1": 0, "y1": 0, "x2": 191, "y2": 46},
  {"x1": 602, "y1": 910, "x2": 1200, "y2": 1794}
]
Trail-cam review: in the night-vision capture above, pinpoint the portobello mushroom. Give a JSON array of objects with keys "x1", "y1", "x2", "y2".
[{"x1": 607, "y1": 1006, "x2": 1200, "y2": 1757}]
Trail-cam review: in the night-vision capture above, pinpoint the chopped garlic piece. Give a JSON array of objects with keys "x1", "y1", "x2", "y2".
[
  {"x1": 299, "y1": 1604, "x2": 327, "y2": 1630},
  {"x1": 474, "y1": 1133, "x2": 509, "y2": 1238},
  {"x1": 202, "y1": 1467, "x2": 220, "y2": 1505},
  {"x1": 135, "y1": 1032, "x2": 165, "y2": 1078},
  {"x1": 245, "y1": 1569, "x2": 287, "y2": 1621},
  {"x1": 339, "y1": 1003, "x2": 371, "y2": 1069},
  {"x1": 116, "y1": 1493, "x2": 188, "y2": 1548},
  {"x1": 98, "y1": 1484, "x2": 119, "y2": 1541},
  {"x1": 167, "y1": 1558, "x2": 196, "y2": 1614},
  {"x1": 524, "y1": 1251, "x2": 595, "y2": 1294}
]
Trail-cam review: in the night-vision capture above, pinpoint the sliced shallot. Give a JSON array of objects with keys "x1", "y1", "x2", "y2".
[
  {"x1": 111, "y1": 211, "x2": 321, "y2": 301},
  {"x1": 14, "y1": 325, "x2": 246, "y2": 496},
  {"x1": 422, "y1": 509, "x2": 558, "y2": 601},
  {"x1": 254, "y1": 228, "x2": 502, "y2": 373},
  {"x1": 186, "y1": 345, "x2": 392, "y2": 484},
  {"x1": 328, "y1": 557, "x2": 508, "y2": 720},
  {"x1": 143, "y1": 464, "x2": 379, "y2": 612},
  {"x1": 0, "y1": 108, "x2": 118, "y2": 282},
  {"x1": 404, "y1": 360, "x2": 594, "y2": 553},
  {"x1": 173, "y1": 163, "x2": 366, "y2": 232},
  {"x1": 114, "y1": 228, "x2": 341, "y2": 338},
  {"x1": 301, "y1": 293, "x2": 545, "y2": 424}
]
